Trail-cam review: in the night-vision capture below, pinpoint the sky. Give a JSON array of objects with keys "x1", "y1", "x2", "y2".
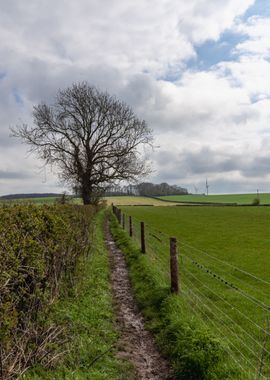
[{"x1": 1, "y1": 0, "x2": 270, "y2": 195}]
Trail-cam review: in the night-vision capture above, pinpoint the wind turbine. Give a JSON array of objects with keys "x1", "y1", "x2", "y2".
[{"x1": 206, "y1": 179, "x2": 209, "y2": 196}]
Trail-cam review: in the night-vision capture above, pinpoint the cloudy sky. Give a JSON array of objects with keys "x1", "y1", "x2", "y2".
[{"x1": 1, "y1": 0, "x2": 270, "y2": 195}]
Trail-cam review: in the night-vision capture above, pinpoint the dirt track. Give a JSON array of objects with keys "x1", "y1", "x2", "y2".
[{"x1": 105, "y1": 221, "x2": 172, "y2": 380}]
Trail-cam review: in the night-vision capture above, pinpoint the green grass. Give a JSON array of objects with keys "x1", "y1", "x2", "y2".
[
  {"x1": 0, "y1": 197, "x2": 62, "y2": 205},
  {"x1": 117, "y1": 206, "x2": 270, "y2": 379},
  {"x1": 110, "y1": 213, "x2": 239, "y2": 379},
  {"x1": 157, "y1": 193, "x2": 270, "y2": 204},
  {"x1": 23, "y1": 210, "x2": 134, "y2": 380},
  {"x1": 120, "y1": 206, "x2": 270, "y2": 277}
]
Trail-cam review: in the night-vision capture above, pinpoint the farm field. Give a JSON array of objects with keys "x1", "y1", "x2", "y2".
[
  {"x1": 0, "y1": 196, "x2": 62, "y2": 205},
  {"x1": 119, "y1": 205, "x2": 270, "y2": 378},
  {"x1": 105, "y1": 195, "x2": 178, "y2": 206},
  {"x1": 4, "y1": 193, "x2": 268, "y2": 206},
  {"x1": 0, "y1": 195, "x2": 176, "y2": 206},
  {"x1": 158, "y1": 193, "x2": 270, "y2": 204}
]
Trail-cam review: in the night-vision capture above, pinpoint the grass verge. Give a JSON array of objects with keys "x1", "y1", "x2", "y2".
[
  {"x1": 110, "y1": 212, "x2": 243, "y2": 380},
  {"x1": 23, "y1": 209, "x2": 134, "y2": 380}
]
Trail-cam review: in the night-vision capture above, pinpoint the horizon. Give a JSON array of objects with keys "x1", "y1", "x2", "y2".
[{"x1": 1, "y1": 190, "x2": 269, "y2": 198}]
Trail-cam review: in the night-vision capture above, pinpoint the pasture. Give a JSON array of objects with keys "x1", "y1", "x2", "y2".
[
  {"x1": 118, "y1": 205, "x2": 270, "y2": 378},
  {"x1": 0, "y1": 196, "x2": 62, "y2": 205},
  {"x1": 158, "y1": 193, "x2": 270, "y2": 204}
]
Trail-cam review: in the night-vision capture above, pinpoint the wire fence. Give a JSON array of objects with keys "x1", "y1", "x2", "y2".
[{"x1": 112, "y1": 206, "x2": 270, "y2": 379}]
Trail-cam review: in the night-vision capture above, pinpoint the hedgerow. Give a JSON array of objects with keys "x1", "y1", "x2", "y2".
[
  {"x1": 23, "y1": 209, "x2": 135, "y2": 380},
  {"x1": 0, "y1": 204, "x2": 95, "y2": 379}
]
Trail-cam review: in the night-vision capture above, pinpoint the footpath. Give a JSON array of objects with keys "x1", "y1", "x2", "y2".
[{"x1": 105, "y1": 221, "x2": 172, "y2": 380}]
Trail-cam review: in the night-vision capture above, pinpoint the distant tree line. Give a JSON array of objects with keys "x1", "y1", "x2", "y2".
[
  {"x1": 136, "y1": 182, "x2": 188, "y2": 196},
  {"x1": 106, "y1": 182, "x2": 188, "y2": 197},
  {"x1": 1, "y1": 183, "x2": 188, "y2": 200},
  {"x1": 0, "y1": 193, "x2": 61, "y2": 200}
]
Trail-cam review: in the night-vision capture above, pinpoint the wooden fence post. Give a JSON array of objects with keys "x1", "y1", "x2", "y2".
[
  {"x1": 129, "y1": 216, "x2": 133, "y2": 237},
  {"x1": 119, "y1": 209, "x2": 122, "y2": 225},
  {"x1": 122, "y1": 214, "x2": 125, "y2": 229},
  {"x1": 170, "y1": 237, "x2": 179, "y2": 294},
  {"x1": 117, "y1": 208, "x2": 121, "y2": 224},
  {"x1": 140, "y1": 222, "x2": 145, "y2": 253}
]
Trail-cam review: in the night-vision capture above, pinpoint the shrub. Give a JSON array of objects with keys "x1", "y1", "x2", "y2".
[
  {"x1": 0, "y1": 204, "x2": 95, "y2": 379},
  {"x1": 252, "y1": 197, "x2": 260, "y2": 205}
]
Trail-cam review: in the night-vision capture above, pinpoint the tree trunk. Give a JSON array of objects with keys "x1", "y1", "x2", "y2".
[
  {"x1": 82, "y1": 196, "x2": 91, "y2": 205},
  {"x1": 81, "y1": 187, "x2": 91, "y2": 205}
]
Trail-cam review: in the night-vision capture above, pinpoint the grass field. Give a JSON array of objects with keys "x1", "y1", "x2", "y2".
[
  {"x1": 105, "y1": 195, "x2": 177, "y2": 206},
  {"x1": 2, "y1": 193, "x2": 270, "y2": 206},
  {"x1": 118, "y1": 205, "x2": 270, "y2": 378},
  {"x1": 0, "y1": 195, "x2": 176, "y2": 206},
  {"x1": 158, "y1": 193, "x2": 270, "y2": 204},
  {"x1": 0, "y1": 196, "x2": 62, "y2": 205}
]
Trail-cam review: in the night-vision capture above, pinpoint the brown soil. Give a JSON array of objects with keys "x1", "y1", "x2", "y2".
[{"x1": 105, "y1": 221, "x2": 172, "y2": 380}]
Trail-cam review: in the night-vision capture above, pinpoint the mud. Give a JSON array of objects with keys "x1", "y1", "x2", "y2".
[{"x1": 105, "y1": 221, "x2": 172, "y2": 380}]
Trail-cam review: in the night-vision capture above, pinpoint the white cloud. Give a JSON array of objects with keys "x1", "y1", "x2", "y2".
[
  {"x1": 235, "y1": 16, "x2": 270, "y2": 58},
  {"x1": 2, "y1": 0, "x2": 270, "y2": 195},
  {"x1": 177, "y1": 0, "x2": 254, "y2": 43},
  {"x1": 0, "y1": 0, "x2": 255, "y2": 76}
]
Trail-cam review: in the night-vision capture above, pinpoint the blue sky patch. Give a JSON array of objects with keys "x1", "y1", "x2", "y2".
[
  {"x1": 187, "y1": 31, "x2": 248, "y2": 72},
  {"x1": 244, "y1": 0, "x2": 270, "y2": 20},
  {"x1": 170, "y1": 0, "x2": 269, "y2": 75}
]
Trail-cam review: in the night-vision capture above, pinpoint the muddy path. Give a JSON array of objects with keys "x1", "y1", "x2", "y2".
[{"x1": 105, "y1": 221, "x2": 172, "y2": 380}]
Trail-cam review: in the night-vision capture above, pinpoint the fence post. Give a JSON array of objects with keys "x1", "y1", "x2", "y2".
[
  {"x1": 129, "y1": 216, "x2": 133, "y2": 237},
  {"x1": 140, "y1": 222, "x2": 145, "y2": 253},
  {"x1": 122, "y1": 214, "x2": 125, "y2": 230},
  {"x1": 118, "y1": 208, "x2": 121, "y2": 224},
  {"x1": 170, "y1": 237, "x2": 179, "y2": 294},
  {"x1": 115, "y1": 207, "x2": 121, "y2": 223}
]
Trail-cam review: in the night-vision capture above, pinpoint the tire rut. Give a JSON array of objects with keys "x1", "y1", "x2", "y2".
[{"x1": 105, "y1": 220, "x2": 172, "y2": 380}]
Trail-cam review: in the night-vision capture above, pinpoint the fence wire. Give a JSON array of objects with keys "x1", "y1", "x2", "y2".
[{"x1": 113, "y1": 207, "x2": 270, "y2": 379}]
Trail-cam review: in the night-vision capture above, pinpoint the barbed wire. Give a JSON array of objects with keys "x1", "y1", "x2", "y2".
[
  {"x1": 180, "y1": 240, "x2": 270, "y2": 287},
  {"x1": 120, "y1": 209, "x2": 270, "y2": 289},
  {"x1": 118, "y1": 210, "x2": 270, "y2": 313},
  {"x1": 115, "y1": 208, "x2": 270, "y2": 377},
  {"x1": 179, "y1": 244, "x2": 268, "y2": 293},
  {"x1": 181, "y1": 265, "x2": 270, "y2": 337},
  {"x1": 182, "y1": 273, "x2": 270, "y2": 358},
  {"x1": 181, "y1": 286, "x2": 266, "y2": 379},
  {"x1": 184, "y1": 292, "x2": 260, "y2": 374},
  {"x1": 180, "y1": 249, "x2": 270, "y2": 312},
  {"x1": 180, "y1": 291, "x2": 254, "y2": 378}
]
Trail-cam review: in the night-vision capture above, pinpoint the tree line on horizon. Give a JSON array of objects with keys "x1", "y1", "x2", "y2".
[
  {"x1": 106, "y1": 182, "x2": 188, "y2": 197},
  {"x1": 0, "y1": 182, "x2": 188, "y2": 200}
]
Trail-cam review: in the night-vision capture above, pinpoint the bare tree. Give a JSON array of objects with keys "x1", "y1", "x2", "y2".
[{"x1": 12, "y1": 82, "x2": 153, "y2": 204}]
